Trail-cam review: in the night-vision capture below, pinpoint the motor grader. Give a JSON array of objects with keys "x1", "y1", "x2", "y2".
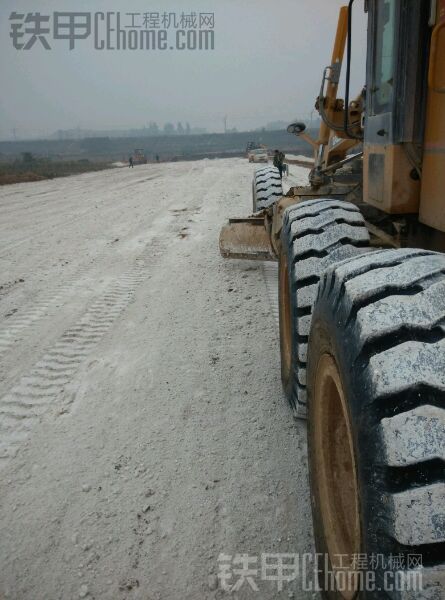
[{"x1": 220, "y1": 1, "x2": 444, "y2": 597}]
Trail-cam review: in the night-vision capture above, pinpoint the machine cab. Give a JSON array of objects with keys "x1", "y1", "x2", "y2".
[{"x1": 364, "y1": 0, "x2": 445, "y2": 233}]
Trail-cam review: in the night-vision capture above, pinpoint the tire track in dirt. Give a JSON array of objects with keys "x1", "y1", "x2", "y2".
[
  {"x1": 0, "y1": 241, "x2": 128, "y2": 357},
  {"x1": 0, "y1": 264, "x2": 101, "y2": 356},
  {"x1": 0, "y1": 238, "x2": 165, "y2": 464},
  {"x1": 0, "y1": 178, "x2": 169, "y2": 351}
]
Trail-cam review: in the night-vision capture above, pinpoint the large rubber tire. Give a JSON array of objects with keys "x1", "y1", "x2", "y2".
[
  {"x1": 279, "y1": 199, "x2": 370, "y2": 418},
  {"x1": 252, "y1": 166, "x2": 282, "y2": 212},
  {"x1": 307, "y1": 248, "x2": 445, "y2": 599}
]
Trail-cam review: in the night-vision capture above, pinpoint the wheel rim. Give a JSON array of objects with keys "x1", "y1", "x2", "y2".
[
  {"x1": 279, "y1": 251, "x2": 292, "y2": 382},
  {"x1": 313, "y1": 353, "x2": 360, "y2": 600}
]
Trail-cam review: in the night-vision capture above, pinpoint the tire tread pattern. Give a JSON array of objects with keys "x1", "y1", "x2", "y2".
[
  {"x1": 252, "y1": 166, "x2": 283, "y2": 211},
  {"x1": 281, "y1": 199, "x2": 370, "y2": 416},
  {"x1": 314, "y1": 249, "x2": 445, "y2": 596}
]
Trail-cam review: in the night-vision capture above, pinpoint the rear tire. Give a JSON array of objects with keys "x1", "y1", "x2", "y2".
[
  {"x1": 252, "y1": 166, "x2": 282, "y2": 212},
  {"x1": 279, "y1": 199, "x2": 370, "y2": 418},
  {"x1": 307, "y1": 248, "x2": 445, "y2": 598}
]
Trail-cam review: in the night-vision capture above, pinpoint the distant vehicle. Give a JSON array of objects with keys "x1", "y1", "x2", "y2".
[
  {"x1": 133, "y1": 149, "x2": 148, "y2": 165},
  {"x1": 246, "y1": 141, "x2": 260, "y2": 153},
  {"x1": 247, "y1": 147, "x2": 268, "y2": 163}
]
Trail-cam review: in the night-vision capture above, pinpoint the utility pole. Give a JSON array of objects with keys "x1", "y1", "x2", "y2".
[{"x1": 223, "y1": 115, "x2": 227, "y2": 133}]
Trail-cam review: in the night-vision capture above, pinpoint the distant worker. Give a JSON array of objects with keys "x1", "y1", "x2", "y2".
[
  {"x1": 156, "y1": 154, "x2": 160, "y2": 162},
  {"x1": 273, "y1": 149, "x2": 285, "y2": 179},
  {"x1": 280, "y1": 151, "x2": 288, "y2": 177},
  {"x1": 129, "y1": 156, "x2": 134, "y2": 168}
]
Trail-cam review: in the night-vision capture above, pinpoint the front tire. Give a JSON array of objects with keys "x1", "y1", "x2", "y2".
[
  {"x1": 279, "y1": 199, "x2": 370, "y2": 418},
  {"x1": 252, "y1": 166, "x2": 282, "y2": 212},
  {"x1": 307, "y1": 248, "x2": 445, "y2": 598}
]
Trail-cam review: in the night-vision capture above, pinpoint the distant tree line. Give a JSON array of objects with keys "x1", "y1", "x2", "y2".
[{"x1": 54, "y1": 122, "x2": 207, "y2": 141}]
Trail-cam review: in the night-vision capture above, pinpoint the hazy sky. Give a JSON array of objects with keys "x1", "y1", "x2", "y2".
[{"x1": 0, "y1": 0, "x2": 367, "y2": 140}]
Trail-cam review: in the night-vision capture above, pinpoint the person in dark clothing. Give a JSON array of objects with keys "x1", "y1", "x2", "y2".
[
  {"x1": 129, "y1": 156, "x2": 134, "y2": 168},
  {"x1": 273, "y1": 149, "x2": 285, "y2": 178}
]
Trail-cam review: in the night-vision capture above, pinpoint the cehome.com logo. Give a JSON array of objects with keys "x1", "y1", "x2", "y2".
[{"x1": 9, "y1": 11, "x2": 215, "y2": 51}]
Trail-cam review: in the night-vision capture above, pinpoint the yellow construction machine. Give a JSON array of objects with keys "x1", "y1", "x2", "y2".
[
  {"x1": 133, "y1": 148, "x2": 148, "y2": 165},
  {"x1": 220, "y1": 1, "x2": 445, "y2": 597}
]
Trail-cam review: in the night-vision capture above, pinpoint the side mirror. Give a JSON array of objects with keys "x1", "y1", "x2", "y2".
[{"x1": 287, "y1": 122, "x2": 306, "y2": 135}]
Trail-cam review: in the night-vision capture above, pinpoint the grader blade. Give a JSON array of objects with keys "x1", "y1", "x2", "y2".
[{"x1": 219, "y1": 217, "x2": 276, "y2": 261}]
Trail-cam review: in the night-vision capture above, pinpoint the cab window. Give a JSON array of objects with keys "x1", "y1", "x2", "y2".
[{"x1": 372, "y1": 0, "x2": 396, "y2": 114}]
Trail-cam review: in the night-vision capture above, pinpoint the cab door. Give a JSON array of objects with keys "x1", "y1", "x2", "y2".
[
  {"x1": 419, "y1": 0, "x2": 445, "y2": 232},
  {"x1": 363, "y1": 0, "x2": 427, "y2": 213}
]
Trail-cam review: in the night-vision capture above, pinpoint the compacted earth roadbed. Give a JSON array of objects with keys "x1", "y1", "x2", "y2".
[{"x1": 0, "y1": 159, "x2": 315, "y2": 599}]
